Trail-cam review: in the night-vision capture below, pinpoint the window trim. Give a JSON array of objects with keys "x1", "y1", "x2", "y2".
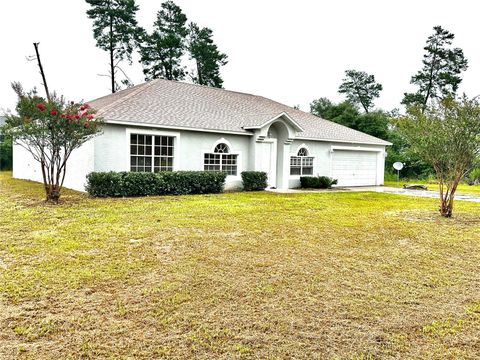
[{"x1": 125, "y1": 128, "x2": 180, "y2": 172}]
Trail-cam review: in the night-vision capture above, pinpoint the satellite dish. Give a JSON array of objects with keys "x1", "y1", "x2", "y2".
[{"x1": 393, "y1": 162, "x2": 404, "y2": 171}]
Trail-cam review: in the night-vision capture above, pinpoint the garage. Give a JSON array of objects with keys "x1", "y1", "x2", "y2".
[{"x1": 332, "y1": 150, "x2": 378, "y2": 186}]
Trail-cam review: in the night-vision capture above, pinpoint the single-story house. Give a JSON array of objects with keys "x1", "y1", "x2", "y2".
[{"x1": 13, "y1": 79, "x2": 391, "y2": 191}]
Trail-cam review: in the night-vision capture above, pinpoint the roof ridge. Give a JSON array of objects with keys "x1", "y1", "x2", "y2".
[
  {"x1": 155, "y1": 78, "x2": 261, "y2": 98},
  {"x1": 96, "y1": 79, "x2": 160, "y2": 116}
]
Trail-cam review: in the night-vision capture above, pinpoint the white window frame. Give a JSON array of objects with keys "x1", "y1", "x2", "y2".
[
  {"x1": 125, "y1": 128, "x2": 180, "y2": 172},
  {"x1": 203, "y1": 138, "x2": 241, "y2": 179},
  {"x1": 290, "y1": 146, "x2": 314, "y2": 177}
]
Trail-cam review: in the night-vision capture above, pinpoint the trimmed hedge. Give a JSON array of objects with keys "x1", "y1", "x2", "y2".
[
  {"x1": 300, "y1": 176, "x2": 338, "y2": 189},
  {"x1": 241, "y1": 171, "x2": 268, "y2": 191},
  {"x1": 85, "y1": 171, "x2": 227, "y2": 197}
]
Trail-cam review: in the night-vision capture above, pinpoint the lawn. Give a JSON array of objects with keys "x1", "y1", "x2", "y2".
[
  {"x1": 1, "y1": 171, "x2": 480, "y2": 359},
  {"x1": 384, "y1": 179, "x2": 480, "y2": 196}
]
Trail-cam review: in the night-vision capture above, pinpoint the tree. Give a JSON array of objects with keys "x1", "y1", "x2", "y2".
[
  {"x1": 0, "y1": 129, "x2": 13, "y2": 170},
  {"x1": 310, "y1": 97, "x2": 359, "y2": 128},
  {"x1": 86, "y1": 0, "x2": 141, "y2": 93},
  {"x1": 4, "y1": 83, "x2": 103, "y2": 203},
  {"x1": 310, "y1": 98, "x2": 389, "y2": 139},
  {"x1": 399, "y1": 96, "x2": 480, "y2": 217},
  {"x1": 338, "y1": 69, "x2": 383, "y2": 113},
  {"x1": 187, "y1": 23, "x2": 228, "y2": 88},
  {"x1": 139, "y1": 0, "x2": 188, "y2": 81},
  {"x1": 402, "y1": 26, "x2": 468, "y2": 110}
]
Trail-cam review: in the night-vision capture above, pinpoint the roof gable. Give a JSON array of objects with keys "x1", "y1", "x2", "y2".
[{"x1": 242, "y1": 112, "x2": 304, "y2": 132}]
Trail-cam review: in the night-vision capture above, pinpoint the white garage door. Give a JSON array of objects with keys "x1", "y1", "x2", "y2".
[{"x1": 332, "y1": 150, "x2": 378, "y2": 186}]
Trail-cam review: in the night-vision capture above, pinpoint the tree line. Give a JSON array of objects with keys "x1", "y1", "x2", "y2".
[{"x1": 85, "y1": 0, "x2": 228, "y2": 93}]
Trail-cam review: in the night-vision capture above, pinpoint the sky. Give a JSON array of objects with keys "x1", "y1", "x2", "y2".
[{"x1": 1, "y1": 0, "x2": 480, "y2": 114}]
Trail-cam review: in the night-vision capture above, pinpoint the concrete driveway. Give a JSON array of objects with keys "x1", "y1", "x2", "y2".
[{"x1": 269, "y1": 186, "x2": 480, "y2": 203}]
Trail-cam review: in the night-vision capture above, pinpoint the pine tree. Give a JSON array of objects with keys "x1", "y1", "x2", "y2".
[
  {"x1": 402, "y1": 26, "x2": 468, "y2": 110},
  {"x1": 188, "y1": 23, "x2": 228, "y2": 88},
  {"x1": 86, "y1": 0, "x2": 141, "y2": 93},
  {"x1": 338, "y1": 70, "x2": 382, "y2": 113},
  {"x1": 139, "y1": 0, "x2": 188, "y2": 81}
]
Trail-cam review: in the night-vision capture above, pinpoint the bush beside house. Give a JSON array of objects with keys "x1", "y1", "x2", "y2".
[
  {"x1": 241, "y1": 171, "x2": 268, "y2": 191},
  {"x1": 300, "y1": 176, "x2": 338, "y2": 189},
  {"x1": 86, "y1": 171, "x2": 227, "y2": 197},
  {"x1": 0, "y1": 116, "x2": 12, "y2": 170}
]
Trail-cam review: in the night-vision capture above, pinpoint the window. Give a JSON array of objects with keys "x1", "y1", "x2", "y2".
[
  {"x1": 130, "y1": 134, "x2": 174, "y2": 172},
  {"x1": 290, "y1": 147, "x2": 314, "y2": 175},
  {"x1": 204, "y1": 143, "x2": 238, "y2": 175}
]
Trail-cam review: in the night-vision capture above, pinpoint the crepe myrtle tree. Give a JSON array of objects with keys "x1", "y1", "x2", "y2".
[
  {"x1": 399, "y1": 96, "x2": 480, "y2": 217},
  {"x1": 4, "y1": 83, "x2": 103, "y2": 203}
]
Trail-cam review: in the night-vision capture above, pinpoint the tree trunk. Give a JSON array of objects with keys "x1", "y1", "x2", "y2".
[
  {"x1": 33, "y1": 42, "x2": 51, "y2": 102},
  {"x1": 439, "y1": 200, "x2": 453, "y2": 217},
  {"x1": 439, "y1": 189, "x2": 456, "y2": 218},
  {"x1": 45, "y1": 185, "x2": 61, "y2": 203},
  {"x1": 196, "y1": 59, "x2": 203, "y2": 85},
  {"x1": 109, "y1": 16, "x2": 115, "y2": 93}
]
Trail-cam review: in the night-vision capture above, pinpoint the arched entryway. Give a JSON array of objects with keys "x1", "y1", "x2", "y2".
[{"x1": 265, "y1": 121, "x2": 289, "y2": 189}]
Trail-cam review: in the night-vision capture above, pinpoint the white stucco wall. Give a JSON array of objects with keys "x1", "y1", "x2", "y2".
[
  {"x1": 12, "y1": 139, "x2": 94, "y2": 192},
  {"x1": 94, "y1": 124, "x2": 127, "y2": 172}
]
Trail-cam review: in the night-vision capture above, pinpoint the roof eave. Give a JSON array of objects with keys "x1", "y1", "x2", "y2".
[
  {"x1": 295, "y1": 136, "x2": 392, "y2": 146},
  {"x1": 103, "y1": 119, "x2": 253, "y2": 136}
]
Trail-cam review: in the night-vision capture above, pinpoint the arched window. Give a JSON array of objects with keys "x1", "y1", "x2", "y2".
[
  {"x1": 290, "y1": 147, "x2": 314, "y2": 175},
  {"x1": 297, "y1": 147, "x2": 308, "y2": 157},
  {"x1": 204, "y1": 142, "x2": 238, "y2": 175},
  {"x1": 214, "y1": 143, "x2": 229, "y2": 153}
]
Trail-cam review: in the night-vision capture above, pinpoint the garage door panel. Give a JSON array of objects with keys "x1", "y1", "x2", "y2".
[{"x1": 332, "y1": 151, "x2": 377, "y2": 186}]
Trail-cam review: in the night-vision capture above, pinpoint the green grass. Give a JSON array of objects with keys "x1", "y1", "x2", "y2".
[
  {"x1": 1, "y1": 171, "x2": 480, "y2": 359},
  {"x1": 385, "y1": 179, "x2": 480, "y2": 195}
]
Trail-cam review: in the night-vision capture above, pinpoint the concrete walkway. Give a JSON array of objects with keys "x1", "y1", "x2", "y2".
[{"x1": 268, "y1": 186, "x2": 480, "y2": 203}]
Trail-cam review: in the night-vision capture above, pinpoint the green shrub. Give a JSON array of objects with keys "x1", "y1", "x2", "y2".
[
  {"x1": 466, "y1": 168, "x2": 480, "y2": 185},
  {"x1": 241, "y1": 171, "x2": 268, "y2": 191},
  {"x1": 160, "y1": 171, "x2": 227, "y2": 195},
  {"x1": 85, "y1": 172, "x2": 124, "y2": 197},
  {"x1": 0, "y1": 133, "x2": 12, "y2": 170},
  {"x1": 300, "y1": 176, "x2": 338, "y2": 189},
  {"x1": 85, "y1": 171, "x2": 227, "y2": 197}
]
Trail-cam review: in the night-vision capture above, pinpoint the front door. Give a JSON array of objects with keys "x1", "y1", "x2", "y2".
[{"x1": 258, "y1": 139, "x2": 277, "y2": 188}]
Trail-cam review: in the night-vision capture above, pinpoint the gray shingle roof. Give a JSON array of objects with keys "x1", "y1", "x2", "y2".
[{"x1": 89, "y1": 79, "x2": 390, "y2": 145}]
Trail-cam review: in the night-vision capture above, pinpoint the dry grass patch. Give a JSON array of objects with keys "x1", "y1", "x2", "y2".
[{"x1": 1, "y1": 172, "x2": 480, "y2": 359}]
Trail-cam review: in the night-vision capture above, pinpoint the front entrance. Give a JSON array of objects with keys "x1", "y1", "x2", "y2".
[{"x1": 257, "y1": 139, "x2": 277, "y2": 188}]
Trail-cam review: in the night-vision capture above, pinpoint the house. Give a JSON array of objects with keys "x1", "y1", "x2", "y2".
[{"x1": 13, "y1": 79, "x2": 391, "y2": 191}]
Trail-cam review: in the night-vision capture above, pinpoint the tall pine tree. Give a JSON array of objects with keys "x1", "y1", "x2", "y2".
[
  {"x1": 402, "y1": 26, "x2": 468, "y2": 110},
  {"x1": 139, "y1": 0, "x2": 188, "y2": 81},
  {"x1": 188, "y1": 23, "x2": 228, "y2": 88},
  {"x1": 338, "y1": 70, "x2": 382, "y2": 113},
  {"x1": 86, "y1": 0, "x2": 141, "y2": 93}
]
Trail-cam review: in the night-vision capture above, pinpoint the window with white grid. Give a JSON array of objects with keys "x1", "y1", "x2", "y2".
[
  {"x1": 130, "y1": 134, "x2": 174, "y2": 172},
  {"x1": 290, "y1": 147, "x2": 314, "y2": 175},
  {"x1": 204, "y1": 143, "x2": 238, "y2": 175}
]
